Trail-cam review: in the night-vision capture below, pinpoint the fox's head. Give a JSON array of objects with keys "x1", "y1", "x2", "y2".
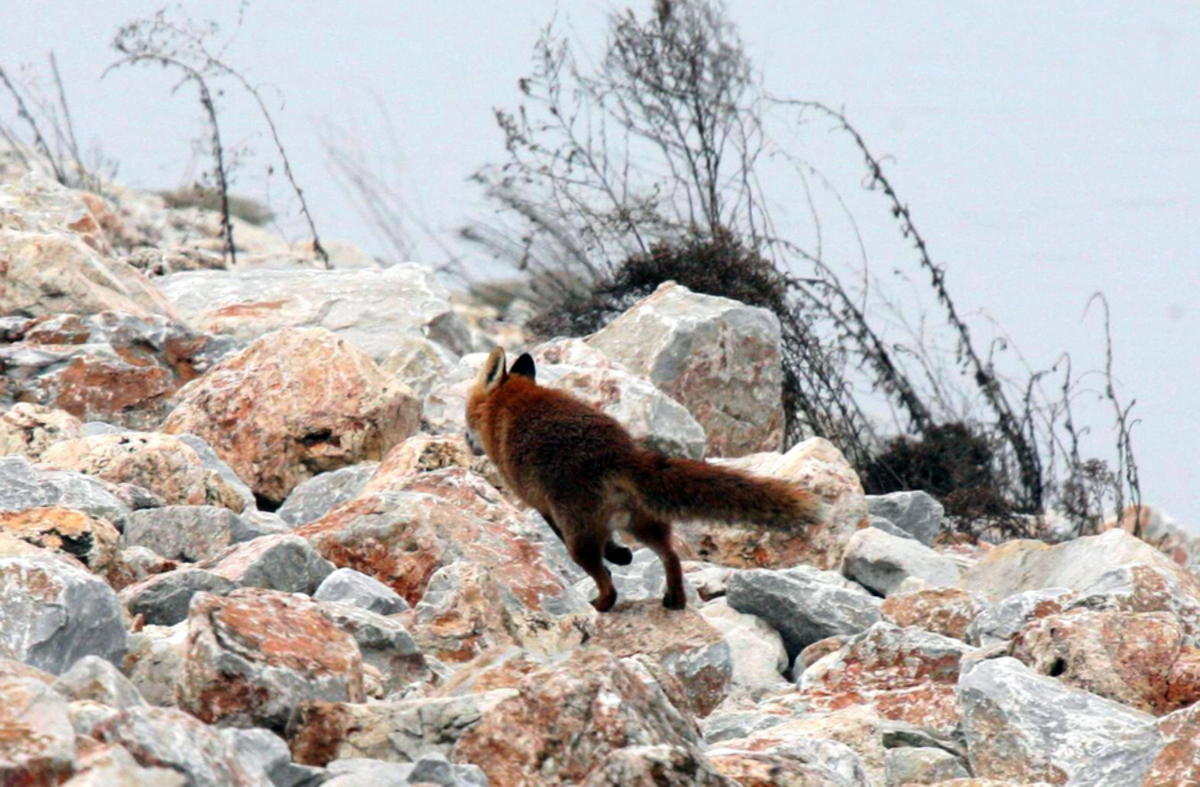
[{"x1": 465, "y1": 346, "x2": 536, "y2": 456}]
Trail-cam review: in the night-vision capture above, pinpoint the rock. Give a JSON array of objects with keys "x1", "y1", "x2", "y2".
[
  {"x1": 358, "y1": 435, "x2": 476, "y2": 497},
  {"x1": 0, "y1": 675, "x2": 77, "y2": 786},
  {"x1": 162, "y1": 327, "x2": 421, "y2": 507},
  {"x1": 1009, "y1": 609, "x2": 1200, "y2": 715},
  {"x1": 798, "y1": 622, "x2": 973, "y2": 735},
  {"x1": 880, "y1": 588, "x2": 983, "y2": 642},
  {"x1": 1065, "y1": 563, "x2": 1200, "y2": 642},
  {"x1": 570, "y1": 547, "x2": 702, "y2": 608},
  {"x1": 1145, "y1": 702, "x2": 1200, "y2": 786},
  {"x1": 204, "y1": 534, "x2": 336, "y2": 595},
  {"x1": 321, "y1": 753, "x2": 487, "y2": 787},
  {"x1": 795, "y1": 636, "x2": 850, "y2": 679},
  {"x1": 156, "y1": 264, "x2": 471, "y2": 360},
  {"x1": 41, "y1": 432, "x2": 246, "y2": 512},
  {"x1": 62, "y1": 743, "x2": 188, "y2": 787},
  {"x1": 93, "y1": 706, "x2": 268, "y2": 787},
  {"x1": 965, "y1": 588, "x2": 1075, "y2": 647},
  {"x1": 0, "y1": 506, "x2": 121, "y2": 580},
  {"x1": 886, "y1": 747, "x2": 970, "y2": 786},
  {"x1": 112, "y1": 545, "x2": 176, "y2": 587},
  {"x1": 726, "y1": 565, "x2": 881, "y2": 660},
  {"x1": 676, "y1": 437, "x2": 868, "y2": 571},
  {"x1": 842, "y1": 527, "x2": 961, "y2": 597},
  {"x1": 380, "y1": 334, "x2": 458, "y2": 399},
  {"x1": 586, "y1": 281, "x2": 785, "y2": 457},
  {"x1": 582, "y1": 745, "x2": 736, "y2": 786},
  {"x1": 867, "y1": 492, "x2": 945, "y2": 546},
  {"x1": 220, "y1": 727, "x2": 322, "y2": 787},
  {"x1": 0, "y1": 403, "x2": 83, "y2": 460},
  {"x1": 52, "y1": 655, "x2": 146, "y2": 709},
  {"x1": 178, "y1": 589, "x2": 364, "y2": 732},
  {"x1": 315, "y1": 567, "x2": 409, "y2": 615},
  {"x1": 0, "y1": 555, "x2": 127, "y2": 674},
  {"x1": 451, "y1": 648, "x2": 700, "y2": 786},
  {"x1": 958, "y1": 657, "x2": 1162, "y2": 786},
  {"x1": 277, "y1": 463, "x2": 380, "y2": 527},
  {"x1": 119, "y1": 567, "x2": 237, "y2": 626},
  {"x1": 700, "y1": 711, "x2": 788, "y2": 745},
  {"x1": 122, "y1": 505, "x2": 251, "y2": 562},
  {"x1": 316, "y1": 601, "x2": 429, "y2": 696},
  {"x1": 703, "y1": 750, "x2": 850, "y2": 786},
  {"x1": 122, "y1": 623, "x2": 188, "y2": 707},
  {"x1": 1104, "y1": 504, "x2": 1200, "y2": 574},
  {"x1": 0, "y1": 455, "x2": 129, "y2": 522},
  {"x1": 698, "y1": 598, "x2": 791, "y2": 699},
  {"x1": 0, "y1": 312, "x2": 240, "y2": 429},
  {"x1": 407, "y1": 752, "x2": 489, "y2": 787}
]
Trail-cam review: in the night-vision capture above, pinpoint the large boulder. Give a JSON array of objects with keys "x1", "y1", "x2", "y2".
[
  {"x1": 0, "y1": 403, "x2": 83, "y2": 461},
  {"x1": 156, "y1": 264, "x2": 472, "y2": 360},
  {"x1": 162, "y1": 327, "x2": 421, "y2": 507},
  {"x1": 0, "y1": 507, "x2": 121, "y2": 582},
  {"x1": 866, "y1": 491, "x2": 945, "y2": 546},
  {"x1": 203, "y1": 534, "x2": 336, "y2": 595},
  {"x1": 122, "y1": 505, "x2": 254, "y2": 563},
  {"x1": 880, "y1": 587, "x2": 984, "y2": 642},
  {"x1": 0, "y1": 675, "x2": 77, "y2": 786},
  {"x1": 277, "y1": 462, "x2": 379, "y2": 527},
  {"x1": 841, "y1": 527, "x2": 961, "y2": 596},
  {"x1": 587, "y1": 281, "x2": 785, "y2": 457}
]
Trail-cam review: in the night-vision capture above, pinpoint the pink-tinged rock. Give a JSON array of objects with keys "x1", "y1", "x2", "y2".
[
  {"x1": 41, "y1": 432, "x2": 245, "y2": 512},
  {"x1": 1009, "y1": 609, "x2": 1199, "y2": 715},
  {"x1": 798, "y1": 622, "x2": 972, "y2": 735},
  {"x1": 582, "y1": 745, "x2": 737, "y2": 786},
  {"x1": 177, "y1": 589, "x2": 364, "y2": 732},
  {"x1": 586, "y1": 281, "x2": 785, "y2": 457},
  {"x1": 675, "y1": 437, "x2": 867, "y2": 571},
  {"x1": 704, "y1": 750, "x2": 846, "y2": 787},
  {"x1": 1066, "y1": 562, "x2": 1200, "y2": 642},
  {"x1": 162, "y1": 327, "x2": 421, "y2": 506},
  {"x1": 1144, "y1": 702, "x2": 1200, "y2": 787},
  {"x1": 797, "y1": 636, "x2": 849, "y2": 673},
  {"x1": 881, "y1": 588, "x2": 984, "y2": 642},
  {"x1": 358, "y1": 434, "x2": 477, "y2": 496},
  {"x1": 0, "y1": 507, "x2": 120, "y2": 582},
  {"x1": 0, "y1": 675, "x2": 77, "y2": 787},
  {"x1": 0, "y1": 404, "x2": 83, "y2": 461},
  {"x1": 61, "y1": 743, "x2": 187, "y2": 787},
  {"x1": 1104, "y1": 504, "x2": 1200, "y2": 573},
  {"x1": 450, "y1": 648, "x2": 701, "y2": 787}
]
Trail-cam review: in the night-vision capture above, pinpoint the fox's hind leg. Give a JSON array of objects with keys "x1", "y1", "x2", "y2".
[
  {"x1": 628, "y1": 512, "x2": 685, "y2": 610},
  {"x1": 550, "y1": 503, "x2": 618, "y2": 612}
]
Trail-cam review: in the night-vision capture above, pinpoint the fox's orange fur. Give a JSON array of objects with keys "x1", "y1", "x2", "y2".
[{"x1": 465, "y1": 347, "x2": 823, "y2": 611}]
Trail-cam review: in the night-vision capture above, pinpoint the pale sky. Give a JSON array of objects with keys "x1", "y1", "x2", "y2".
[{"x1": 3, "y1": 1, "x2": 1197, "y2": 530}]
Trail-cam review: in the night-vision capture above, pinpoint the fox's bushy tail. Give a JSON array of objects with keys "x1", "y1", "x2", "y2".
[{"x1": 628, "y1": 451, "x2": 824, "y2": 530}]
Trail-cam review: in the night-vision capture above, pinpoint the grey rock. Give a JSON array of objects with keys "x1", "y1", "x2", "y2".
[
  {"x1": 234, "y1": 509, "x2": 293, "y2": 539},
  {"x1": 219, "y1": 727, "x2": 324, "y2": 787},
  {"x1": 120, "y1": 567, "x2": 237, "y2": 626},
  {"x1": 60, "y1": 740, "x2": 188, "y2": 786},
  {"x1": 380, "y1": 335, "x2": 458, "y2": 399},
  {"x1": 878, "y1": 719, "x2": 968, "y2": 759},
  {"x1": 885, "y1": 747, "x2": 969, "y2": 786},
  {"x1": 866, "y1": 491, "x2": 944, "y2": 546},
  {"x1": 322, "y1": 753, "x2": 487, "y2": 787},
  {"x1": 315, "y1": 568, "x2": 409, "y2": 615},
  {"x1": 123, "y1": 505, "x2": 247, "y2": 562},
  {"x1": 176, "y1": 433, "x2": 257, "y2": 512},
  {"x1": 124, "y1": 623, "x2": 187, "y2": 707},
  {"x1": 841, "y1": 527, "x2": 961, "y2": 597},
  {"x1": 700, "y1": 711, "x2": 788, "y2": 744},
  {"x1": 52, "y1": 654, "x2": 146, "y2": 709},
  {"x1": 67, "y1": 699, "x2": 122, "y2": 738},
  {"x1": 408, "y1": 752, "x2": 488, "y2": 787},
  {"x1": 0, "y1": 455, "x2": 129, "y2": 522},
  {"x1": 726, "y1": 566, "x2": 882, "y2": 659},
  {"x1": 0, "y1": 556, "x2": 127, "y2": 674},
  {"x1": 317, "y1": 601, "x2": 429, "y2": 694},
  {"x1": 698, "y1": 598, "x2": 791, "y2": 699},
  {"x1": 867, "y1": 515, "x2": 915, "y2": 541},
  {"x1": 204, "y1": 534, "x2": 336, "y2": 595},
  {"x1": 966, "y1": 587, "x2": 1075, "y2": 647},
  {"x1": 277, "y1": 463, "x2": 378, "y2": 527}
]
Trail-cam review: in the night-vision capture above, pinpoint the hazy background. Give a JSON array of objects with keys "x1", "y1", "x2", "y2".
[{"x1": 3, "y1": 1, "x2": 1196, "y2": 528}]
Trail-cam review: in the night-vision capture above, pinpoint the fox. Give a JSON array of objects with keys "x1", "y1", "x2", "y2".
[{"x1": 464, "y1": 346, "x2": 824, "y2": 612}]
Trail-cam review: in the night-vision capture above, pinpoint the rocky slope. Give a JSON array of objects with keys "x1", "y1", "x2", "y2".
[{"x1": 2, "y1": 153, "x2": 1199, "y2": 786}]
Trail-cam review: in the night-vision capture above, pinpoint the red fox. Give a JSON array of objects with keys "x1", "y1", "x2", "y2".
[{"x1": 465, "y1": 347, "x2": 823, "y2": 611}]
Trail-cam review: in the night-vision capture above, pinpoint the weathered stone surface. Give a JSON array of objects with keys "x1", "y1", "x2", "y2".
[
  {"x1": 0, "y1": 506, "x2": 121, "y2": 580},
  {"x1": 317, "y1": 601, "x2": 430, "y2": 697},
  {"x1": 358, "y1": 435, "x2": 476, "y2": 497},
  {"x1": 867, "y1": 491, "x2": 945, "y2": 546},
  {"x1": 958, "y1": 657, "x2": 1162, "y2": 787},
  {"x1": 93, "y1": 706, "x2": 268, "y2": 787},
  {"x1": 1144, "y1": 701, "x2": 1200, "y2": 787},
  {"x1": 966, "y1": 588, "x2": 1075, "y2": 648},
  {"x1": 174, "y1": 433, "x2": 257, "y2": 512},
  {"x1": 583, "y1": 744, "x2": 736, "y2": 786},
  {"x1": 62, "y1": 743, "x2": 188, "y2": 787},
  {"x1": 726, "y1": 565, "x2": 881, "y2": 660},
  {"x1": 451, "y1": 648, "x2": 700, "y2": 786},
  {"x1": 278, "y1": 463, "x2": 379, "y2": 527},
  {"x1": 42, "y1": 432, "x2": 246, "y2": 512},
  {"x1": 112, "y1": 545, "x2": 176, "y2": 590},
  {"x1": 677, "y1": 437, "x2": 868, "y2": 571},
  {"x1": 204, "y1": 534, "x2": 335, "y2": 595},
  {"x1": 0, "y1": 675, "x2": 77, "y2": 787},
  {"x1": 315, "y1": 567, "x2": 409, "y2": 615},
  {"x1": 796, "y1": 636, "x2": 850, "y2": 678},
  {"x1": 842, "y1": 527, "x2": 961, "y2": 596},
  {"x1": 0, "y1": 403, "x2": 83, "y2": 461},
  {"x1": 587, "y1": 281, "x2": 785, "y2": 457},
  {"x1": 119, "y1": 567, "x2": 237, "y2": 626},
  {"x1": 699, "y1": 598, "x2": 792, "y2": 699},
  {"x1": 798, "y1": 622, "x2": 972, "y2": 735},
  {"x1": 163, "y1": 327, "x2": 421, "y2": 506},
  {"x1": 157, "y1": 264, "x2": 471, "y2": 360},
  {"x1": 0, "y1": 455, "x2": 129, "y2": 522},
  {"x1": 52, "y1": 655, "x2": 146, "y2": 709},
  {"x1": 0, "y1": 555, "x2": 127, "y2": 674},
  {"x1": 881, "y1": 588, "x2": 984, "y2": 642},
  {"x1": 1065, "y1": 562, "x2": 1200, "y2": 642},
  {"x1": 122, "y1": 505, "x2": 251, "y2": 563},
  {"x1": 220, "y1": 726, "x2": 326, "y2": 787},
  {"x1": 122, "y1": 623, "x2": 187, "y2": 707},
  {"x1": 704, "y1": 750, "x2": 849, "y2": 786},
  {"x1": 886, "y1": 746, "x2": 970, "y2": 786},
  {"x1": 1009, "y1": 609, "x2": 1200, "y2": 715},
  {"x1": 380, "y1": 333, "x2": 458, "y2": 399},
  {"x1": 321, "y1": 752, "x2": 487, "y2": 787},
  {"x1": 178, "y1": 589, "x2": 365, "y2": 732}
]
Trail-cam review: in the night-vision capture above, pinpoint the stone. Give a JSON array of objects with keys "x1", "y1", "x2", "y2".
[
  {"x1": 218, "y1": 727, "x2": 320, "y2": 787},
  {"x1": 358, "y1": 435, "x2": 475, "y2": 497},
  {"x1": 842, "y1": 527, "x2": 961, "y2": 597},
  {"x1": 867, "y1": 491, "x2": 945, "y2": 546},
  {"x1": 204, "y1": 534, "x2": 336, "y2": 595},
  {"x1": 676, "y1": 437, "x2": 868, "y2": 571},
  {"x1": 380, "y1": 334, "x2": 458, "y2": 399},
  {"x1": 41, "y1": 432, "x2": 246, "y2": 512},
  {"x1": 586, "y1": 281, "x2": 785, "y2": 457},
  {"x1": 0, "y1": 455, "x2": 129, "y2": 522},
  {"x1": 795, "y1": 636, "x2": 850, "y2": 678},
  {"x1": 726, "y1": 565, "x2": 881, "y2": 660},
  {"x1": 122, "y1": 623, "x2": 187, "y2": 707},
  {"x1": 119, "y1": 567, "x2": 237, "y2": 626},
  {"x1": 798, "y1": 622, "x2": 973, "y2": 735},
  {"x1": 1065, "y1": 562, "x2": 1200, "y2": 642},
  {"x1": 122, "y1": 505, "x2": 250, "y2": 563},
  {"x1": 885, "y1": 747, "x2": 970, "y2": 786},
  {"x1": 0, "y1": 403, "x2": 83, "y2": 461},
  {"x1": 582, "y1": 745, "x2": 736, "y2": 786},
  {"x1": 174, "y1": 433, "x2": 257, "y2": 513},
  {"x1": 162, "y1": 327, "x2": 421, "y2": 507},
  {"x1": 315, "y1": 567, "x2": 409, "y2": 615},
  {"x1": 881, "y1": 588, "x2": 984, "y2": 642},
  {"x1": 965, "y1": 588, "x2": 1075, "y2": 647},
  {"x1": 958, "y1": 657, "x2": 1162, "y2": 786},
  {"x1": 317, "y1": 601, "x2": 430, "y2": 696},
  {"x1": 52, "y1": 655, "x2": 146, "y2": 709},
  {"x1": 277, "y1": 463, "x2": 380, "y2": 527},
  {"x1": 1144, "y1": 702, "x2": 1200, "y2": 786},
  {"x1": 156, "y1": 264, "x2": 471, "y2": 360},
  {"x1": 698, "y1": 598, "x2": 791, "y2": 698},
  {"x1": 0, "y1": 555, "x2": 127, "y2": 674},
  {"x1": 178, "y1": 589, "x2": 365, "y2": 732},
  {"x1": 0, "y1": 675, "x2": 77, "y2": 786},
  {"x1": 700, "y1": 711, "x2": 788, "y2": 745},
  {"x1": 704, "y1": 750, "x2": 850, "y2": 786},
  {"x1": 0, "y1": 506, "x2": 121, "y2": 581},
  {"x1": 61, "y1": 743, "x2": 188, "y2": 787}
]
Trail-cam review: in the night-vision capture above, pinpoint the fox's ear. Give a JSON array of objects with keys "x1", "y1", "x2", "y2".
[
  {"x1": 509, "y1": 352, "x2": 536, "y2": 381},
  {"x1": 477, "y1": 346, "x2": 507, "y2": 392}
]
